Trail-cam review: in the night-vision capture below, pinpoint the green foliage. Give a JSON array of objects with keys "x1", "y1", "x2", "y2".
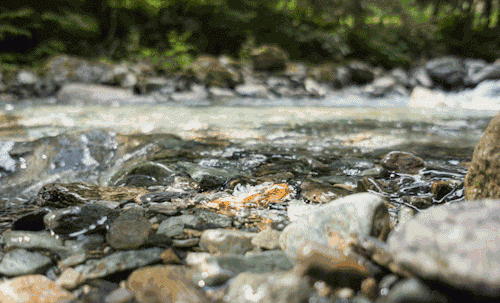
[
  {"x1": 1, "y1": 0, "x2": 500, "y2": 69},
  {"x1": 137, "y1": 30, "x2": 194, "y2": 72}
]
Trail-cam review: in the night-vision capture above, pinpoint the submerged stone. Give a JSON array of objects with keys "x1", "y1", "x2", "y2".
[{"x1": 44, "y1": 204, "x2": 119, "y2": 236}]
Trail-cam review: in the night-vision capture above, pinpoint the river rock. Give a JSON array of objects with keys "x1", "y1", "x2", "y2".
[
  {"x1": 36, "y1": 182, "x2": 147, "y2": 208},
  {"x1": 188, "y1": 55, "x2": 238, "y2": 88},
  {"x1": 0, "y1": 248, "x2": 53, "y2": 276},
  {"x1": 382, "y1": 278, "x2": 448, "y2": 303},
  {"x1": 465, "y1": 113, "x2": 500, "y2": 200},
  {"x1": 381, "y1": 151, "x2": 425, "y2": 174},
  {"x1": 3, "y1": 230, "x2": 64, "y2": 251},
  {"x1": 464, "y1": 58, "x2": 488, "y2": 86},
  {"x1": 0, "y1": 274, "x2": 75, "y2": 303},
  {"x1": 348, "y1": 61, "x2": 375, "y2": 85},
  {"x1": 191, "y1": 250, "x2": 293, "y2": 287},
  {"x1": 294, "y1": 242, "x2": 373, "y2": 288},
  {"x1": 280, "y1": 193, "x2": 390, "y2": 262},
  {"x1": 106, "y1": 209, "x2": 152, "y2": 250},
  {"x1": 234, "y1": 83, "x2": 272, "y2": 98},
  {"x1": 410, "y1": 67, "x2": 434, "y2": 88},
  {"x1": 251, "y1": 227, "x2": 281, "y2": 250},
  {"x1": 156, "y1": 214, "x2": 201, "y2": 238},
  {"x1": 178, "y1": 161, "x2": 235, "y2": 190},
  {"x1": 251, "y1": 44, "x2": 288, "y2": 72},
  {"x1": 75, "y1": 247, "x2": 164, "y2": 281},
  {"x1": 199, "y1": 229, "x2": 255, "y2": 254},
  {"x1": 111, "y1": 161, "x2": 177, "y2": 187},
  {"x1": 363, "y1": 75, "x2": 398, "y2": 98},
  {"x1": 468, "y1": 59, "x2": 500, "y2": 85},
  {"x1": 58, "y1": 83, "x2": 147, "y2": 105},
  {"x1": 387, "y1": 199, "x2": 500, "y2": 297},
  {"x1": 299, "y1": 181, "x2": 352, "y2": 203},
  {"x1": 128, "y1": 265, "x2": 209, "y2": 303},
  {"x1": 425, "y1": 56, "x2": 466, "y2": 89},
  {"x1": 44, "y1": 204, "x2": 119, "y2": 236},
  {"x1": 225, "y1": 271, "x2": 311, "y2": 303}
]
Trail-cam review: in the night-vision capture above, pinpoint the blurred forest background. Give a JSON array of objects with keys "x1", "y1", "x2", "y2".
[{"x1": 1, "y1": 0, "x2": 499, "y2": 70}]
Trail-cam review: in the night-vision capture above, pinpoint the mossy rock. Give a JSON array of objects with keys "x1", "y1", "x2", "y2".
[
  {"x1": 187, "y1": 55, "x2": 239, "y2": 88},
  {"x1": 464, "y1": 113, "x2": 500, "y2": 200},
  {"x1": 250, "y1": 44, "x2": 289, "y2": 72}
]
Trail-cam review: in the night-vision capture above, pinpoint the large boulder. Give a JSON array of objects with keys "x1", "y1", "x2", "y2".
[
  {"x1": 347, "y1": 61, "x2": 375, "y2": 85},
  {"x1": 425, "y1": 56, "x2": 466, "y2": 90},
  {"x1": 464, "y1": 113, "x2": 500, "y2": 200},
  {"x1": 187, "y1": 55, "x2": 239, "y2": 88},
  {"x1": 388, "y1": 199, "x2": 500, "y2": 298},
  {"x1": 251, "y1": 45, "x2": 289, "y2": 72}
]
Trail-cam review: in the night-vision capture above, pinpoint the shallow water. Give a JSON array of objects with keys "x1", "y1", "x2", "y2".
[{"x1": 2, "y1": 102, "x2": 496, "y2": 148}]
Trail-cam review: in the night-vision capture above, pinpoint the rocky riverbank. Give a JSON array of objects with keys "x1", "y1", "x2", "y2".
[
  {"x1": 2, "y1": 46, "x2": 500, "y2": 109},
  {"x1": 0, "y1": 105, "x2": 499, "y2": 302}
]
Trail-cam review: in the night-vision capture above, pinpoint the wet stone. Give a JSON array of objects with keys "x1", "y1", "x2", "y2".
[
  {"x1": 280, "y1": 193, "x2": 391, "y2": 262},
  {"x1": 0, "y1": 274, "x2": 75, "y2": 303},
  {"x1": 75, "y1": 247, "x2": 164, "y2": 281},
  {"x1": 382, "y1": 278, "x2": 448, "y2": 303},
  {"x1": 36, "y1": 182, "x2": 147, "y2": 208},
  {"x1": 156, "y1": 214, "x2": 200, "y2": 238},
  {"x1": 3, "y1": 230, "x2": 64, "y2": 251},
  {"x1": 106, "y1": 209, "x2": 152, "y2": 250},
  {"x1": 225, "y1": 271, "x2": 311, "y2": 303},
  {"x1": 127, "y1": 265, "x2": 209, "y2": 303},
  {"x1": 199, "y1": 229, "x2": 255, "y2": 255},
  {"x1": 295, "y1": 242, "x2": 373, "y2": 289},
  {"x1": 381, "y1": 151, "x2": 425, "y2": 174},
  {"x1": 111, "y1": 161, "x2": 176, "y2": 187},
  {"x1": 0, "y1": 248, "x2": 53, "y2": 276},
  {"x1": 179, "y1": 161, "x2": 236, "y2": 190},
  {"x1": 191, "y1": 250, "x2": 293, "y2": 287},
  {"x1": 251, "y1": 227, "x2": 281, "y2": 250},
  {"x1": 387, "y1": 199, "x2": 500, "y2": 297},
  {"x1": 44, "y1": 204, "x2": 119, "y2": 237},
  {"x1": 300, "y1": 181, "x2": 352, "y2": 203}
]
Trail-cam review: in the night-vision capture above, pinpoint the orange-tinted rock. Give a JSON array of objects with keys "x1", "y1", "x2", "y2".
[
  {"x1": 128, "y1": 265, "x2": 209, "y2": 303},
  {"x1": 0, "y1": 275, "x2": 74, "y2": 303}
]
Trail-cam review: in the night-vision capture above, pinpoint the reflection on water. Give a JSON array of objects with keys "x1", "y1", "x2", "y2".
[{"x1": 1, "y1": 104, "x2": 496, "y2": 152}]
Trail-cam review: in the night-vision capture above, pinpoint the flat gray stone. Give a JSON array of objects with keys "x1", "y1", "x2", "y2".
[
  {"x1": 57, "y1": 83, "x2": 149, "y2": 105},
  {"x1": 156, "y1": 215, "x2": 200, "y2": 238},
  {"x1": 225, "y1": 271, "x2": 311, "y2": 303},
  {"x1": 75, "y1": 248, "x2": 163, "y2": 281},
  {"x1": 199, "y1": 229, "x2": 255, "y2": 254},
  {"x1": 280, "y1": 193, "x2": 390, "y2": 262},
  {"x1": 0, "y1": 249, "x2": 52, "y2": 276},
  {"x1": 191, "y1": 251, "x2": 293, "y2": 287},
  {"x1": 388, "y1": 199, "x2": 500, "y2": 297}
]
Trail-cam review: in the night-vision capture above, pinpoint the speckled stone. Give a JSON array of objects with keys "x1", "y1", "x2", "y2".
[
  {"x1": 128, "y1": 265, "x2": 209, "y2": 303},
  {"x1": 388, "y1": 199, "x2": 500, "y2": 297},
  {"x1": 0, "y1": 274, "x2": 75, "y2": 303},
  {"x1": 280, "y1": 193, "x2": 390, "y2": 262},
  {"x1": 465, "y1": 112, "x2": 500, "y2": 200},
  {"x1": 199, "y1": 229, "x2": 255, "y2": 254}
]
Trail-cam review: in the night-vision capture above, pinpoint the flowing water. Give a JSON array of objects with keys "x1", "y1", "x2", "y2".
[{"x1": 0, "y1": 96, "x2": 497, "y2": 226}]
